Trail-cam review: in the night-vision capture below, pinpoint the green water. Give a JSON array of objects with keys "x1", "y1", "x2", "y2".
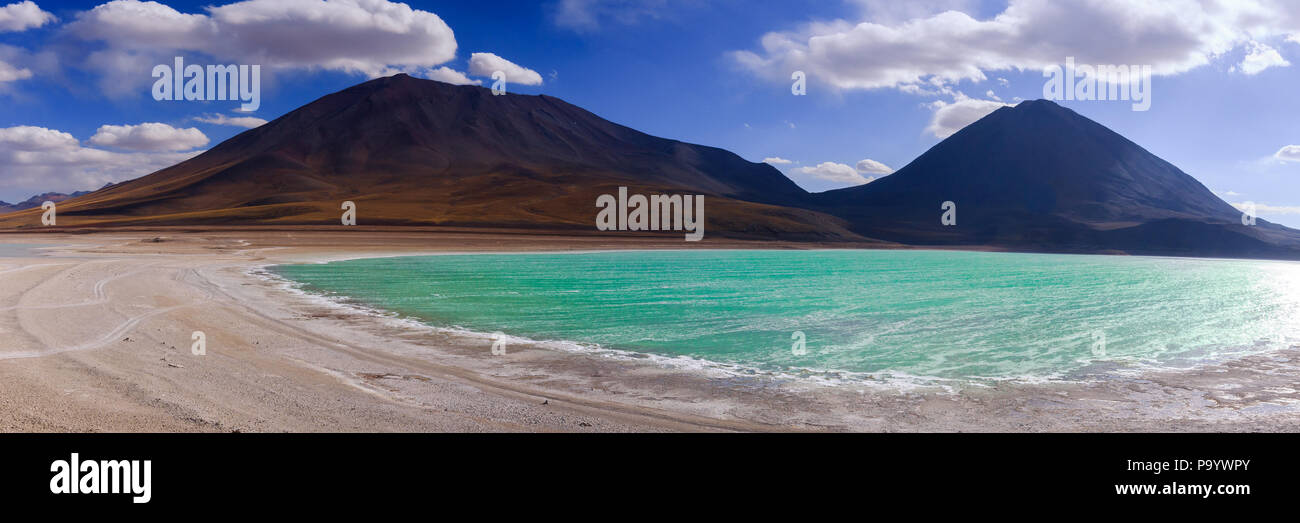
[{"x1": 271, "y1": 250, "x2": 1300, "y2": 384}]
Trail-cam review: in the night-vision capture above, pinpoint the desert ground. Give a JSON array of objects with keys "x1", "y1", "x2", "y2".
[{"x1": 1, "y1": 228, "x2": 1298, "y2": 432}]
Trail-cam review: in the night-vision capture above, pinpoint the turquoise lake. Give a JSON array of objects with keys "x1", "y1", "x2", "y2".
[{"x1": 271, "y1": 250, "x2": 1300, "y2": 383}]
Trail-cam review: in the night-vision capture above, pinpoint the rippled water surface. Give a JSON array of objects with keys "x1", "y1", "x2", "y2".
[{"x1": 273, "y1": 250, "x2": 1300, "y2": 382}]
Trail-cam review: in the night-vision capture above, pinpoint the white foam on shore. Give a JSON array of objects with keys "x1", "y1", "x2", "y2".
[{"x1": 249, "y1": 264, "x2": 972, "y2": 393}]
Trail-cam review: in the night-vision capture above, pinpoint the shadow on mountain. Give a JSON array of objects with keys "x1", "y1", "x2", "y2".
[{"x1": 4, "y1": 75, "x2": 1297, "y2": 259}]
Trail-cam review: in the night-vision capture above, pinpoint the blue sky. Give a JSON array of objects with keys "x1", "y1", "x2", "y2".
[{"x1": 2, "y1": 0, "x2": 1299, "y2": 225}]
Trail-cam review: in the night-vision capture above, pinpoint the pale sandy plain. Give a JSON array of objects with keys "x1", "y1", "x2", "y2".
[{"x1": 1, "y1": 228, "x2": 1299, "y2": 432}]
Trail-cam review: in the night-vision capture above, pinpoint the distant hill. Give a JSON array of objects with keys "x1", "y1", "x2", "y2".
[{"x1": 0, "y1": 190, "x2": 94, "y2": 213}]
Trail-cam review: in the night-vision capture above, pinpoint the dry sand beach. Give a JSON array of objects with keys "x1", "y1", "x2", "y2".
[{"x1": 1, "y1": 229, "x2": 1299, "y2": 433}]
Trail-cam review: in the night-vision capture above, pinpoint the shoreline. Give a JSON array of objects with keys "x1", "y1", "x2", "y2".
[
  {"x1": 1, "y1": 230, "x2": 1299, "y2": 432},
  {"x1": 256, "y1": 262, "x2": 968, "y2": 393},
  {"x1": 265, "y1": 248, "x2": 1299, "y2": 392}
]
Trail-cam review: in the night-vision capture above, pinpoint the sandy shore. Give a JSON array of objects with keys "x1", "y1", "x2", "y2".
[{"x1": 1, "y1": 228, "x2": 1299, "y2": 432}]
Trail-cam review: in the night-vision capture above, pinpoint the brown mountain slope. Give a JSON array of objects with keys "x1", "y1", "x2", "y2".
[{"x1": 0, "y1": 74, "x2": 861, "y2": 241}]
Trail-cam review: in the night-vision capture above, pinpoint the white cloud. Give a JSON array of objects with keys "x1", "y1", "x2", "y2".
[
  {"x1": 855, "y1": 158, "x2": 894, "y2": 175},
  {"x1": 206, "y1": 0, "x2": 456, "y2": 73},
  {"x1": 925, "y1": 96, "x2": 1009, "y2": 138},
  {"x1": 0, "y1": 125, "x2": 202, "y2": 197},
  {"x1": 762, "y1": 156, "x2": 793, "y2": 165},
  {"x1": 68, "y1": 0, "x2": 459, "y2": 96},
  {"x1": 0, "y1": 1, "x2": 55, "y2": 32},
  {"x1": 732, "y1": 0, "x2": 1300, "y2": 93},
  {"x1": 0, "y1": 125, "x2": 77, "y2": 150},
  {"x1": 468, "y1": 52, "x2": 543, "y2": 85},
  {"x1": 1233, "y1": 201, "x2": 1300, "y2": 215},
  {"x1": 88, "y1": 122, "x2": 209, "y2": 152},
  {"x1": 0, "y1": 3, "x2": 48, "y2": 84},
  {"x1": 1275, "y1": 144, "x2": 1300, "y2": 162},
  {"x1": 847, "y1": 0, "x2": 978, "y2": 24},
  {"x1": 1237, "y1": 41, "x2": 1290, "y2": 74},
  {"x1": 798, "y1": 161, "x2": 875, "y2": 185},
  {"x1": 71, "y1": 0, "x2": 214, "y2": 49},
  {"x1": 0, "y1": 59, "x2": 31, "y2": 82},
  {"x1": 193, "y1": 113, "x2": 268, "y2": 128},
  {"x1": 424, "y1": 66, "x2": 481, "y2": 86}
]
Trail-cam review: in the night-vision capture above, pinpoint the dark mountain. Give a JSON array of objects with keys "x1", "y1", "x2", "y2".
[
  {"x1": 3, "y1": 76, "x2": 1295, "y2": 259},
  {"x1": 813, "y1": 99, "x2": 1300, "y2": 258},
  {"x1": 0, "y1": 73, "x2": 858, "y2": 240}
]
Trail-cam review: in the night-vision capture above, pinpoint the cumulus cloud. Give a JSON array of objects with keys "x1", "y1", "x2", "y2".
[
  {"x1": 1237, "y1": 41, "x2": 1290, "y2": 74},
  {"x1": 855, "y1": 158, "x2": 894, "y2": 175},
  {"x1": 762, "y1": 156, "x2": 793, "y2": 165},
  {"x1": 1275, "y1": 145, "x2": 1300, "y2": 162},
  {"x1": 0, "y1": 2, "x2": 52, "y2": 84},
  {"x1": 0, "y1": 59, "x2": 31, "y2": 82},
  {"x1": 0, "y1": 125, "x2": 77, "y2": 150},
  {"x1": 1233, "y1": 201, "x2": 1300, "y2": 215},
  {"x1": 798, "y1": 161, "x2": 875, "y2": 186},
  {"x1": 88, "y1": 122, "x2": 209, "y2": 152},
  {"x1": 926, "y1": 96, "x2": 1010, "y2": 138},
  {"x1": 193, "y1": 113, "x2": 268, "y2": 128},
  {"x1": 71, "y1": 0, "x2": 213, "y2": 48},
  {"x1": 0, "y1": 125, "x2": 201, "y2": 197},
  {"x1": 0, "y1": 1, "x2": 55, "y2": 32},
  {"x1": 732, "y1": 0, "x2": 1300, "y2": 93},
  {"x1": 66, "y1": 0, "x2": 459, "y2": 96},
  {"x1": 424, "y1": 66, "x2": 481, "y2": 85},
  {"x1": 468, "y1": 52, "x2": 543, "y2": 85},
  {"x1": 847, "y1": 0, "x2": 978, "y2": 24}
]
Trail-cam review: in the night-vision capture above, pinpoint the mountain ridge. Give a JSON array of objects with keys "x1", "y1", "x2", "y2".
[
  {"x1": 0, "y1": 189, "x2": 96, "y2": 213},
  {"x1": 2, "y1": 74, "x2": 1296, "y2": 259},
  {"x1": 812, "y1": 99, "x2": 1300, "y2": 258},
  {"x1": 0, "y1": 74, "x2": 858, "y2": 241}
]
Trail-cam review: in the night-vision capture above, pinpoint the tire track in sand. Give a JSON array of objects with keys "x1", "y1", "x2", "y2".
[{"x1": 0, "y1": 259, "x2": 195, "y2": 359}]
